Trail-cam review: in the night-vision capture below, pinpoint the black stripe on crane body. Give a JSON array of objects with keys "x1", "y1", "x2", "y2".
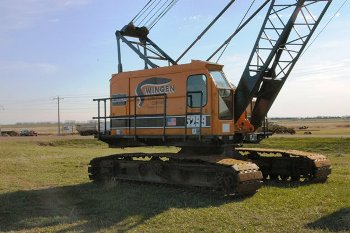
[{"x1": 234, "y1": 0, "x2": 332, "y2": 128}]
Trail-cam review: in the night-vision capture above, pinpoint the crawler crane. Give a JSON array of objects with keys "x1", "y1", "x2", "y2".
[{"x1": 89, "y1": 0, "x2": 332, "y2": 196}]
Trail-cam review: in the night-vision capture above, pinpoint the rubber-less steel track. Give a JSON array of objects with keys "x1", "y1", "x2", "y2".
[
  {"x1": 88, "y1": 153, "x2": 263, "y2": 196},
  {"x1": 235, "y1": 148, "x2": 331, "y2": 182}
]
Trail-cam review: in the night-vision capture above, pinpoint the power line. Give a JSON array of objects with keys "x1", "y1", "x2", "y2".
[
  {"x1": 61, "y1": 95, "x2": 108, "y2": 99},
  {"x1": 1, "y1": 94, "x2": 108, "y2": 106}
]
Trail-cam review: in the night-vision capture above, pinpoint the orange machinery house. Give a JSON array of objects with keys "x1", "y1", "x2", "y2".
[{"x1": 99, "y1": 60, "x2": 254, "y2": 149}]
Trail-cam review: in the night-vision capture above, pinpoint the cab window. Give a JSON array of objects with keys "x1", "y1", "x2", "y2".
[
  {"x1": 218, "y1": 89, "x2": 233, "y2": 119},
  {"x1": 187, "y1": 74, "x2": 207, "y2": 108},
  {"x1": 210, "y1": 71, "x2": 233, "y2": 120},
  {"x1": 210, "y1": 71, "x2": 231, "y2": 89}
]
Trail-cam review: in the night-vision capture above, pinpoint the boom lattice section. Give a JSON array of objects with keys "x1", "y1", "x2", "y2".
[{"x1": 234, "y1": 0, "x2": 332, "y2": 127}]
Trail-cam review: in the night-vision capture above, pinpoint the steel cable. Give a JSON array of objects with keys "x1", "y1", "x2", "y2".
[
  {"x1": 215, "y1": 0, "x2": 257, "y2": 63},
  {"x1": 131, "y1": 0, "x2": 153, "y2": 24},
  {"x1": 301, "y1": 0, "x2": 348, "y2": 57},
  {"x1": 149, "y1": 0, "x2": 179, "y2": 29},
  {"x1": 138, "y1": 0, "x2": 164, "y2": 26},
  {"x1": 144, "y1": 0, "x2": 172, "y2": 28},
  {"x1": 130, "y1": 0, "x2": 179, "y2": 30}
]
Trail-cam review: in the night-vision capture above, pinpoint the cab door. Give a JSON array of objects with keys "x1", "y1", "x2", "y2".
[
  {"x1": 209, "y1": 71, "x2": 235, "y2": 135},
  {"x1": 186, "y1": 74, "x2": 210, "y2": 135}
]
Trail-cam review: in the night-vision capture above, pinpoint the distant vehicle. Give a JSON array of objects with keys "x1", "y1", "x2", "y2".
[
  {"x1": 76, "y1": 122, "x2": 110, "y2": 136},
  {"x1": 76, "y1": 123, "x2": 97, "y2": 136},
  {"x1": 299, "y1": 126, "x2": 309, "y2": 130},
  {"x1": 19, "y1": 129, "x2": 38, "y2": 136},
  {"x1": 1, "y1": 130, "x2": 18, "y2": 136}
]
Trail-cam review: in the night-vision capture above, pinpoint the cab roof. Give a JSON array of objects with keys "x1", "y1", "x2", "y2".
[{"x1": 111, "y1": 60, "x2": 224, "y2": 80}]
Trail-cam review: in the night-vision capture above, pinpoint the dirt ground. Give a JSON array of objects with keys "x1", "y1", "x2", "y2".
[{"x1": 270, "y1": 118, "x2": 350, "y2": 138}]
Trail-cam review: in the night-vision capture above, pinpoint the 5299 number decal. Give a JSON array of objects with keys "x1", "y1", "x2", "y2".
[{"x1": 186, "y1": 115, "x2": 207, "y2": 127}]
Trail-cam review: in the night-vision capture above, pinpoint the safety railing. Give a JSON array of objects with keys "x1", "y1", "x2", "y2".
[
  {"x1": 94, "y1": 91, "x2": 204, "y2": 142},
  {"x1": 93, "y1": 93, "x2": 167, "y2": 141}
]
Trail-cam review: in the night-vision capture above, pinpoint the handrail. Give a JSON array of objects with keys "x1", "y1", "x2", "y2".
[
  {"x1": 103, "y1": 100, "x2": 107, "y2": 134},
  {"x1": 93, "y1": 93, "x2": 167, "y2": 101},
  {"x1": 94, "y1": 93, "x2": 167, "y2": 137},
  {"x1": 97, "y1": 101, "x2": 100, "y2": 139},
  {"x1": 133, "y1": 96, "x2": 137, "y2": 140},
  {"x1": 95, "y1": 92, "x2": 204, "y2": 142}
]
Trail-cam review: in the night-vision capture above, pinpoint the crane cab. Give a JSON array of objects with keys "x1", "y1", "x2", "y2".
[{"x1": 95, "y1": 60, "x2": 254, "y2": 149}]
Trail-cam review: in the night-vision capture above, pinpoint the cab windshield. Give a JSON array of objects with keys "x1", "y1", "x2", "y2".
[
  {"x1": 210, "y1": 71, "x2": 233, "y2": 120},
  {"x1": 210, "y1": 71, "x2": 231, "y2": 89}
]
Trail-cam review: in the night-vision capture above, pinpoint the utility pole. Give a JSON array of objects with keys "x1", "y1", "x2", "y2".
[
  {"x1": 0, "y1": 105, "x2": 4, "y2": 135},
  {"x1": 53, "y1": 96, "x2": 64, "y2": 136}
]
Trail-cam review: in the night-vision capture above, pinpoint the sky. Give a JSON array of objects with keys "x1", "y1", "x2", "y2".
[{"x1": 0, "y1": 0, "x2": 349, "y2": 124}]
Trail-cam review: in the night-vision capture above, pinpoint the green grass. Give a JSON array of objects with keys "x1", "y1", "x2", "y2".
[{"x1": 0, "y1": 137, "x2": 349, "y2": 232}]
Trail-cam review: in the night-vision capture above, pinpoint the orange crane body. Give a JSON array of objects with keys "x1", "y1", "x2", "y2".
[
  {"x1": 88, "y1": 1, "x2": 333, "y2": 196},
  {"x1": 110, "y1": 60, "x2": 253, "y2": 139}
]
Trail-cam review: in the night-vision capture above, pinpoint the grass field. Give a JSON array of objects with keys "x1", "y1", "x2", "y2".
[{"x1": 0, "y1": 136, "x2": 349, "y2": 232}]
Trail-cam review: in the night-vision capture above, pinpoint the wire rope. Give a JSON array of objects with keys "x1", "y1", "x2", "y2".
[
  {"x1": 301, "y1": 0, "x2": 348, "y2": 57},
  {"x1": 138, "y1": 0, "x2": 164, "y2": 26},
  {"x1": 149, "y1": 0, "x2": 179, "y2": 29},
  {"x1": 215, "y1": 0, "x2": 257, "y2": 63},
  {"x1": 144, "y1": 0, "x2": 172, "y2": 28},
  {"x1": 134, "y1": 0, "x2": 158, "y2": 26},
  {"x1": 131, "y1": 0, "x2": 152, "y2": 24},
  {"x1": 129, "y1": 0, "x2": 179, "y2": 30}
]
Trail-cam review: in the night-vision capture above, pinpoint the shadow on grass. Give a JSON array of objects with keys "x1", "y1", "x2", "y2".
[
  {"x1": 305, "y1": 207, "x2": 350, "y2": 232},
  {"x1": 262, "y1": 179, "x2": 328, "y2": 189},
  {"x1": 0, "y1": 182, "x2": 234, "y2": 232}
]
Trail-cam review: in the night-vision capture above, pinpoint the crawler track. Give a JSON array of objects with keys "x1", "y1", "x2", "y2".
[
  {"x1": 235, "y1": 148, "x2": 331, "y2": 182},
  {"x1": 88, "y1": 153, "x2": 263, "y2": 196}
]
